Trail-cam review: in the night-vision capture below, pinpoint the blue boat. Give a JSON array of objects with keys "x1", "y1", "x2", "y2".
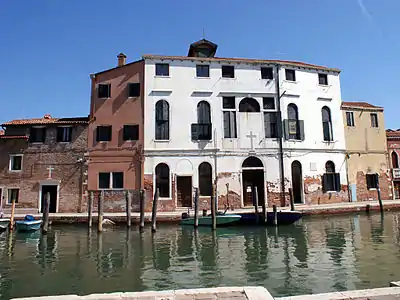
[
  {"x1": 235, "y1": 210, "x2": 302, "y2": 226},
  {"x1": 15, "y1": 215, "x2": 42, "y2": 232}
]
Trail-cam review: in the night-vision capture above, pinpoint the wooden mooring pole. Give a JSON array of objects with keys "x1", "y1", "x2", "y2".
[
  {"x1": 125, "y1": 190, "x2": 132, "y2": 228},
  {"x1": 211, "y1": 184, "x2": 217, "y2": 231},
  {"x1": 289, "y1": 188, "x2": 295, "y2": 211},
  {"x1": 151, "y1": 188, "x2": 159, "y2": 232},
  {"x1": 42, "y1": 192, "x2": 50, "y2": 234},
  {"x1": 253, "y1": 186, "x2": 259, "y2": 224},
  {"x1": 9, "y1": 198, "x2": 16, "y2": 231},
  {"x1": 194, "y1": 187, "x2": 199, "y2": 228},
  {"x1": 139, "y1": 189, "x2": 145, "y2": 233},
  {"x1": 88, "y1": 191, "x2": 93, "y2": 228},
  {"x1": 376, "y1": 174, "x2": 384, "y2": 213},
  {"x1": 98, "y1": 191, "x2": 104, "y2": 233},
  {"x1": 260, "y1": 187, "x2": 267, "y2": 224},
  {"x1": 273, "y1": 204, "x2": 278, "y2": 226}
]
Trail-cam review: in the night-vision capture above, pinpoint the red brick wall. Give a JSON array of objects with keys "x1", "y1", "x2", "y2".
[
  {"x1": 355, "y1": 171, "x2": 390, "y2": 201},
  {"x1": 143, "y1": 173, "x2": 175, "y2": 212},
  {"x1": 303, "y1": 175, "x2": 349, "y2": 204},
  {"x1": 0, "y1": 124, "x2": 88, "y2": 213}
]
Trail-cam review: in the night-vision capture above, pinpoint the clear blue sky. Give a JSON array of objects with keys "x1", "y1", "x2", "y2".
[{"x1": 1, "y1": 0, "x2": 399, "y2": 128}]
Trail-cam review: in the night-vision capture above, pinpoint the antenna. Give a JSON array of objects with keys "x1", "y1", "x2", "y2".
[{"x1": 202, "y1": 28, "x2": 205, "y2": 39}]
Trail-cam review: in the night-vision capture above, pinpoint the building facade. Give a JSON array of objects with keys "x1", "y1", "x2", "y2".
[
  {"x1": 142, "y1": 39, "x2": 349, "y2": 211},
  {"x1": 341, "y1": 102, "x2": 390, "y2": 202},
  {"x1": 87, "y1": 54, "x2": 145, "y2": 211},
  {"x1": 386, "y1": 129, "x2": 400, "y2": 199},
  {"x1": 0, "y1": 115, "x2": 88, "y2": 213}
]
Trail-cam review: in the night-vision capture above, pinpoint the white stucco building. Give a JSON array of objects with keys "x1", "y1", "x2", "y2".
[{"x1": 142, "y1": 39, "x2": 349, "y2": 210}]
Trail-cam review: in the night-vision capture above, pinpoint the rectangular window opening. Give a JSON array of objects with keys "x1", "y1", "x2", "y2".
[
  {"x1": 318, "y1": 73, "x2": 328, "y2": 85},
  {"x1": 128, "y1": 83, "x2": 140, "y2": 97},
  {"x1": 263, "y1": 97, "x2": 275, "y2": 110},
  {"x1": 285, "y1": 69, "x2": 296, "y2": 81},
  {"x1": 30, "y1": 127, "x2": 46, "y2": 143},
  {"x1": 264, "y1": 112, "x2": 278, "y2": 138},
  {"x1": 155, "y1": 63, "x2": 169, "y2": 76},
  {"x1": 196, "y1": 65, "x2": 210, "y2": 78},
  {"x1": 221, "y1": 65, "x2": 235, "y2": 78},
  {"x1": 366, "y1": 174, "x2": 378, "y2": 189},
  {"x1": 98, "y1": 84, "x2": 111, "y2": 98},
  {"x1": 223, "y1": 111, "x2": 237, "y2": 138},
  {"x1": 8, "y1": 188, "x2": 19, "y2": 204},
  {"x1": 346, "y1": 112, "x2": 355, "y2": 127},
  {"x1": 261, "y1": 67, "x2": 273, "y2": 79},
  {"x1": 57, "y1": 126, "x2": 72, "y2": 142},
  {"x1": 370, "y1": 113, "x2": 379, "y2": 128},
  {"x1": 96, "y1": 126, "x2": 112, "y2": 142},
  {"x1": 9, "y1": 155, "x2": 22, "y2": 171},
  {"x1": 222, "y1": 97, "x2": 235, "y2": 109},
  {"x1": 123, "y1": 125, "x2": 139, "y2": 141},
  {"x1": 98, "y1": 172, "x2": 124, "y2": 189}
]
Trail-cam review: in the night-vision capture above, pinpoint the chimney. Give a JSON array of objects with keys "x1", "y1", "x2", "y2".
[
  {"x1": 43, "y1": 114, "x2": 52, "y2": 119},
  {"x1": 117, "y1": 53, "x2": 126, "y2": 67}
]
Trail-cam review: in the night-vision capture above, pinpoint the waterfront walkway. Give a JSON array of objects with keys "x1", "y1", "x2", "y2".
[{"x1": 3, "y1": 199, "x2": 400, "y2": 223}]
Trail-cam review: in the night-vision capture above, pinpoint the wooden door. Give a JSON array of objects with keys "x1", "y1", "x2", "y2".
[{"x1": 177, "y1": 176, "x2": 192, "y2": 207}]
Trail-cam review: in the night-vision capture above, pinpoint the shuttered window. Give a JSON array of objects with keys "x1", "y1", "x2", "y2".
[{"x1": 155, "y1": 100, "x2": 169, "y2": 140}]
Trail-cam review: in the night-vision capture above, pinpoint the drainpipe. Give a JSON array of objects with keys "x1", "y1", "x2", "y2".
[
  {"x1": 275, "y1": 64, "x2": 286, "y2": 206},
  {"x1": 345, "y1": 152, "x2": 352, "y2": 202}
]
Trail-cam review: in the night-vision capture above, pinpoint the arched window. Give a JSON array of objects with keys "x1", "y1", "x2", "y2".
[
  {"x1": 242, "y1": 156, "x2": 264, "y2": 168},
  {"x1": 287, "y1": 103, "x2": 300, "y2": 140},
  {"x1": 322, "y1": 106, "x2": 333, "y2": 141},
  {"x1": 197, "y1": 101, "x2": 211, "y2": 124},
  {"x1": 199, "y1": 162, "x2": 212, "y2": 196},
  {"x1": 155, "y1": 163, "x2": 170, "y2": 198},
  {"x1": 323, "y1": 161, "x2": 340, "y2": 193},
  {"x1": 325, "y1": 161, "x2": 335, "y2": 173},
  {"x1": 239, "y1": 98, "x2": 260, "y2": 112},
  {"x1": 155, "y1": 100, "x2": 169, "y2": 140},
  {"x1": 392, "y1": 151, "x2": 399, "y2": 168}
]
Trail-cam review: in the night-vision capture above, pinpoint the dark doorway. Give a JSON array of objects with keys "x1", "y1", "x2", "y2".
[
  {"x1": 177, "y1": 176, "x2": 192, "y2": 207},
  {"x1": 242, "y1": 170, "x2": 265, "y2": 206},
  {"x1": 291, "y1": 161, "x2": 303, "y2": 204},
  {"x1": 41, "y1": 185, "x2": 58, "y2": 213}
]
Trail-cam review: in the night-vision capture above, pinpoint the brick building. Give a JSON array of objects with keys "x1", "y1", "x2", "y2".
[
  {"x1": 386, "y1": 129, "x2": 400, "y2": 199},
  {"x1": 87, "y1": 54, "x2": 144, "y2": 212},
  {"x1": 341, "y1": 101, "x2": 391, "y2": 202},
  {"x1": 0, "y1": 114, "x2": 89, "y2": 213}
]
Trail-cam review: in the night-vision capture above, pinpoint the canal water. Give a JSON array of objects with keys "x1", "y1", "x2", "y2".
[{"x1": 1, "y1": 212, "x2": 400, "y2": 299}]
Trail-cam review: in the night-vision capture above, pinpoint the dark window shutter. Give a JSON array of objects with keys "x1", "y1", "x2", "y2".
[
  {"x1": 191, "y1": 124, "x2": 199, "y2": 140},
  {"x1": 334, "y1": 173, "x2": 341, "y2": 192},
  {"x1": 96, "y1": 127, "x2": 101, "y2": 142},
  {"x1": 57, "y1": 127, "x2": 63, "y2": 142},
  {"x1": 276, "y1": 112, "x2": 282, "y2": 138},
  {"x1": 283, "y1": 119, "x2": 290, "y2": 140},
  {"x1": 299, "y1": 120, "x2": 305, "y2": 141},
  {"x1": 322, "y1": 174, "x2": 327, "y2": 193},
  {"x1": 162, "y1": 102, "x2": 169, "y2": 121},
  {"x1": 128, "y1": 83, "x2": 140, "y2": 97},
  {"x1": 264, "y1": 113, "x2": 271, "y2": 138}
]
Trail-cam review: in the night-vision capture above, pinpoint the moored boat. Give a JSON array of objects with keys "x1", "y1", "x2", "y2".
[
  {"x1": 15, "y1": 215, "x2": 42, "y2": 232},
  {"x1": 236, "y1": 210, "x2": 302, "y2": 226},
  {"x1": 0, "y1": 218, "x2": 10, "y2": 232},
  {"x1": 180, "y1": 214, "x2": 242, "y2": 227}
]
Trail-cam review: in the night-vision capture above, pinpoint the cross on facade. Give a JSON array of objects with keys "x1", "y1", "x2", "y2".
[
  {"x1": 47, "y1": 165, "x2": 54, "y2": 179},
  {"x1": 246, "y1": 131, "x2": 257, "y2": 152}
]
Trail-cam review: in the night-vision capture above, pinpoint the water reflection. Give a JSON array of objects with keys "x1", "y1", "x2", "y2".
[{"x1": 1, "y1": 212, "x2": 400, "y2": 299}]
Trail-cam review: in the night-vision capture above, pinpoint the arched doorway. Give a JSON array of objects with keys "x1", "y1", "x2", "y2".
[
  {"x1": 242, "y1": 156, "x2": 265, "y2": 207},
  {"x1": 291, "y1": 161, "x2": 303, "y2": 204}
]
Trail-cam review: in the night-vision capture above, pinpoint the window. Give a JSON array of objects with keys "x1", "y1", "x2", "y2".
[
  {"x1": 199, "y1": 162, "x2": 212, "y2": 196},
  {"x1": 222, "y1": 97, "x2": 235, "y2": 109},
  {"x1": 222, "y1": 65, "x2": 234, "y2": 78},
  {"x1": 9, "y1": 155, "x2": 22, "y2": 171},
  {"x1": 96, "y1": 126, "x2": 112, "y2": 142},
  {"x1": 155, "y1": 100, "x2": 169, "y2": 140},
  {"x1": 30, "y1": 127, "x2": 46, "y2": 143},
  {"x1": 98, "y1": 84, "x2": 111, "y2": 98},
  {"x1": 196, "y1": 65, "x2": 210, "y2": 77},
  {"x1": 98, "y1": 172, "x2": 123, "y2": 189},
  {"x1": 286, "y1": 104, "x2": 300, "y2": 140},
  {"x1": 222, "y1": 97, "x2": 237, "y2": 138},
  {"x1": 366, "y1": 173, "x2": 378, "y2": 190},
  {"x1": 318, "y1": 73, "x2": 328, "y2": 85},
  {"x1": 192, "y1": 101, "x2": 212, "y2": 140},
  {"x1": 346, "y1": 112, "x2": 355, "y2": 127},
  {"x1": 322, "y1": 161, "x2": 341, "y2": 192},
  {"x1": 7, "y1": 188, "x2": 19, "y2": 204},
  {"x1": 264, "y1": 112, "x2": 278, "y2": 138},
  {"x1": 263, "y1": 97, "x2": 275, "y2": 110},
  {"x1": 128, "y1": 83, "x2": 140, "y2": 97},
  {"x1": 322, "y1": 106, "x2": 333, "y2": 141},
  {"x1": 123, "y1": 125, "x2": 139, "y2": 141},
  {"x1": 392, "y1": 152, "x2": 399, "y2": 169},
  {"x1": 261, "y1": 67, "x2": 273, "y2": 79},
  {"x1": 239, "y1": 98, "x2": 260, "y2": 112},
  {"x1": 155, "y1": 63, "x2": 169, "y2": 76},
  {"x1": 57, "y1": 126, "x2": 72, "y2": 142},
  {"x1": 370, "y1": 113, "x2": 378, "y2": 127},
  {"x1": 155, "y1": 163, "x2": 170, "y2": 198},
  {"x1": 285, "y1": 69, "x2": 296, "y2": 81}
]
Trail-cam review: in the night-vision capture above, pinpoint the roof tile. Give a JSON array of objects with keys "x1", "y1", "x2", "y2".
[
  {"x1": 341, "y1": 101, "x2": 383, "y2": 110},
  {"x1": 1, "y1": 115, "x2": 89, "y2": 126}
]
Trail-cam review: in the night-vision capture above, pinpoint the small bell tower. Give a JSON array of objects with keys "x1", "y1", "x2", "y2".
[{"x1": 187, "y1": 39, "x2": 218, "y2": 58}]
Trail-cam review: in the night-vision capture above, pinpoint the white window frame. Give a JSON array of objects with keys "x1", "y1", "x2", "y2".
[
  {"x1": 98, "y1": 172, "x2": 124, "y2": 190},
  {"x1": 7, "y1": 188, "x2": 20, "y2": 204},
  {"x1": 9, "y1": 154, "x2": 23, "y2": 172},
  {"x1": 57, "y1": 125, "x2": 73, "y2": 143}
]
